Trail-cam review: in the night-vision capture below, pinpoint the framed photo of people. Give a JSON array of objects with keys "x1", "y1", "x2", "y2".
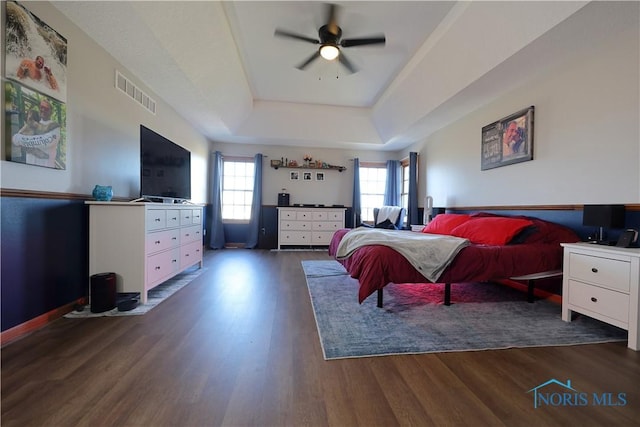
[
  {"x1": 481, "y1": 106, "x2": 534, "y2": 170},
  {"x1": 4, "y1": 80, "x2": 67, "y2": 169}
]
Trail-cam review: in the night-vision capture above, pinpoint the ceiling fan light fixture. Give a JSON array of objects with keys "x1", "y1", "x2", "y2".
[{"x1": 320, "y1": 44, "x2": 339, "y2": 60}]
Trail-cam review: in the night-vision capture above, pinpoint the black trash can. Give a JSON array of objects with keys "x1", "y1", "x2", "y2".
[{"x1": 90, "y1": 272, "x2": 116, "y2": 313}]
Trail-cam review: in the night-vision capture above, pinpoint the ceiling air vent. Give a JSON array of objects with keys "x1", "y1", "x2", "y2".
[{"x1": 114, "y1": 70, "x2": 156, "y2": 115}]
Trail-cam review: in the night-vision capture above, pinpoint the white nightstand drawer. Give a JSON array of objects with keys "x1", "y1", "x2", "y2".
[
  {"x1": 568, "y1": 280, "x2": 629, "y2": 323},
  {"x1": 569, "y1": 252, "x2": 630, "y2": 292}
]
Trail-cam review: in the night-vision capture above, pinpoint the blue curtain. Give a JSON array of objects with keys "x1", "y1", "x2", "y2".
[
  {"x1": 352, "y1": 158, "x2": 361, "y2": 227},
  {"x1": 383, "y1": 160, "x2": 401, "y2": 206},
  {"x1": 209, "y1": 151, "x2": 226, "y2": 249},
  {"x1": 407, "y1": 152, "x2": 419, "y2": 226},
  {"x1": 245, "y1": 153, "x2": 262, "y2": 249}
]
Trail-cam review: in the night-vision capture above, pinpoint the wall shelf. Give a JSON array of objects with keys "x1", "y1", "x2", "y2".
[{"x1": 271, "y1": 164, "x2": 346, "y2": 172}]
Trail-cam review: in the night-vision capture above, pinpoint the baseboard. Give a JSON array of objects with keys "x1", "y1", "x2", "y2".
[{"x1": 0, "y1": 297, "x2": 86, "y2": 347}]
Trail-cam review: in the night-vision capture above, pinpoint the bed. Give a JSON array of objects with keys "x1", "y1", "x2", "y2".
[{"x1": 328, "y1": 213, "x2": 581, "y2": 306}]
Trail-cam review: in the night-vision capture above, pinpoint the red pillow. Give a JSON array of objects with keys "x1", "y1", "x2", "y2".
[
  {"x1": 450, "y1": 217, "x2": 534, "y2": 245},
  {"x1": 422, "y1": 214, "x2": 471, "y2": 235}
]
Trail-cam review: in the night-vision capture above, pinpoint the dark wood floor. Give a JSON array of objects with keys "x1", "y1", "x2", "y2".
[{"x1": 2, "y1": 249, "x2": 639, "y2": 426}]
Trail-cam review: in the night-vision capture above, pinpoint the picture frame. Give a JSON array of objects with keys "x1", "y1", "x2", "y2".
[
  {"x1": 303, "y1": 172, "x2": 312, "y2": 181},
  {"x1": 5, "y1": 79, "x2": 67, "y2": 169},
  {"x1": 315, "y1": 172, "x2": 325, "y2": 181},
  {"x1": 270, "y1": 159, "x2": 282, "y2": 167},
  {"x1": 5, "y1": 1, "x2": 68, "y2": 103},
  {"x1": 290, "y1": 171, "x2": 299, "y2": 180},
  {"x1": 481, "y1": 106, "x2": 534, "y2": 170}
]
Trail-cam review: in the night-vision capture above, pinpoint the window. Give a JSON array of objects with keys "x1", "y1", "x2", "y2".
[
  {"x1": 359, "y1": 165, "x2": 386, "y2": 222},
  {"x1": 401, "y1": 161, "x2": 410, "y2": 215},
  {"x1": 222, "y1": 158, "x2": 254, "y2": 221}
]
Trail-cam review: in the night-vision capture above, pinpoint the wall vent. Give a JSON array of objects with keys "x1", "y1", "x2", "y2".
[{"x1": 115, "y1": 70, "x2": 156, "y2": 115}]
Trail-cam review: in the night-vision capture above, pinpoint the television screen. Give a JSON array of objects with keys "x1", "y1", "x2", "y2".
[{"x1": 140, "y1": 125, "x2": 191, "y2": 201}]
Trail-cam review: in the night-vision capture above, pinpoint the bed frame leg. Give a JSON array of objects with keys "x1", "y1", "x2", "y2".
[
  {"x1": 527, "y1": 280, "x2": 535, "y2": 303},
  {"x1": 377, "y1": 289, "x2": 383, "y2": 308},
  {"x1": 444, "y1": 283, "x2": 451, "y2": 306}
]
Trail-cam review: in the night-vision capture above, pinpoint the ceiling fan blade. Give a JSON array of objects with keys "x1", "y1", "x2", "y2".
[
  {"x1": 338, "y1": 52, "x2": 357, "y2": 74},
  {"x1": 341, "y1": 36, "x2": 386, "y2": 48},
  {"x1": 325, "y1": 3, "x2": 340, "y2": 36},
  {"x1": 274, "y1": 29, "x2": 319, "y2": 45},
  {"x1": 296, "y1": 51, "x2": 321, "y2": 70}
]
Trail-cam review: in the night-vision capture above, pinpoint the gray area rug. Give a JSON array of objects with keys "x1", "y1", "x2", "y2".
[
  {"x1": 302, "y1": 260, "x2": 627, "y2": 360},
  {"x1": 65, "y1": 266, "x2": 205, "y2": 318}
]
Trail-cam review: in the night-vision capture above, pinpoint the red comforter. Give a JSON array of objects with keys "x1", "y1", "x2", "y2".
[{"x1": 328, "y1": 215, "x2": 580, "y2": 304}]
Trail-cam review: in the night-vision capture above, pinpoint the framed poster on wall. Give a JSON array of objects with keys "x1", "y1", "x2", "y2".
[
  {"x1": 481, "y1": 106, "x2": 534, "y2": 170},
  {"x1": 4, "y1": 80, "x2": 67, "y2": 169},
  {"x1": 5, "y1": 1, "x2": 68, "y2": 103}
]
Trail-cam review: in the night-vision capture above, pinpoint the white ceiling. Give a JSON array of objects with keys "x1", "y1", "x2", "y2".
[{"x1": 51, "y1": 1, "x2": 593, "y2": 151}]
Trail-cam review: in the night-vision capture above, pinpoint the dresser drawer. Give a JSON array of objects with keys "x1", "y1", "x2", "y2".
[
  {"x1": 281, "y1": 220, "x2": 311, "y2": 231},
  {"x1": 568, "y1": 280, "x2": 629, "y2": 324},
  {"x1": 280, "y1": 210, "x2": 297, "y2": 220},
  {"x1": 146, "y1": 248, "x2": 180, "y2": 285},
  {"x1": 192, "y1": 209, "x2": 202, "y2": 224},
  {"x1": 181, "y1": 224, "x2": 202, "y2": 244},
  {"x1": 166, "y1": 210, "x2": 181, "y2": 228},
  {"x1": 296, "y1": 211, "x2": 312, "y2": 220},
  {"x1": 146, "y1": 209, "x2": 167, "y2": 231},
  {"x1": 312, "y1": 221, "x2": 343, "y2": 231},
  {"x1": 280, "y1": 231, "x2": 311, "y2": 244},
  {"x1": 181, "y1": 240, "x2": 202, "y2": 269},
  {"x1": 146, "y1": 228, "x2": 180, "y2": 254},
  {"x1": 312, "y1": 231, "x2": 336, "y2": 244},
  {"x1": 312, "y1": 211, "x2": 328, "y2": 221},
  {"x1": 569, "y1": 252, "x2": 630, "y2": 292},
  {"x1": 180, "y1": 209, "x2": 195, "y2": 226}
]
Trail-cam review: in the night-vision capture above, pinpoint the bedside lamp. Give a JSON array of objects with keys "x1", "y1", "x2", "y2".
[{"x1": 582, "y1": 204, "x2": 625, "y2": 244}]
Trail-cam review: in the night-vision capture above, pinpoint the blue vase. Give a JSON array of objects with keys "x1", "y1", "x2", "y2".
[{"x1": 92, "y1": 185, "x2": 113, "y2": 201}]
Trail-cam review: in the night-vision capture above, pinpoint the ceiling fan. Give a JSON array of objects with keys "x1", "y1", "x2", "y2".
[{"x1": 274, "y1": 3, "x2": 385, "y2": 74}]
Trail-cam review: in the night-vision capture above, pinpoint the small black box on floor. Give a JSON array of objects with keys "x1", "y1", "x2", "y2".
[
  {"x1": 116, "y1": 292, "x2": 140, "y2": 311},
  {"x1": 90, "y1": 272, "x2": 116, "y2": 313}
]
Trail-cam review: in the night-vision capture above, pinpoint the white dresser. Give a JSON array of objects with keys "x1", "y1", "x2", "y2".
[
  {"x1": 277, "y1": 207, "x2": 346, "y2": 249},
  {"x1": 561, "y1": 242, "x2": 640, "y2": 350},
  {"x1": 87, "y1": 202, "x2": 204, "y2": 304}
]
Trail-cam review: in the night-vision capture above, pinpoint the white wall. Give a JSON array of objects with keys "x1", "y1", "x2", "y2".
[
  {"x1": 1, "y1": 2, "x2": 209, "y2": 203},
  {"x1": 407, "y1": 2, "x2": 639, "y2": 208},
  {"x1": 212, "y1": 142, "x2": 394, "y2": 207}
]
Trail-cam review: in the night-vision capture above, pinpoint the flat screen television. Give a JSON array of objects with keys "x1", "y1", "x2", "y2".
[{"x1": 140, "y1": 125, "x2": 191, "y2": 202}]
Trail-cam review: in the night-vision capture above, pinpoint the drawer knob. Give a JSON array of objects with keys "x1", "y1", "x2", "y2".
[
  {"x1": 590, "y1": 297, "x2": 598, "y2": 303},
  {"x1": 591, "y1": 268, "x2": 598, "y2": 273},
  {"x1": 155, "y1": 240, "x2": 161, "y2": 245}
]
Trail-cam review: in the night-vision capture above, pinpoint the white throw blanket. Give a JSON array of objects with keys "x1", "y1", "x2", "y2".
[
  {"x1": 335, "y1": 228, "x2": 470, "y2": 282},
  {"x1": 376, "y1": 206, "x2": 402, "y2": 225}
]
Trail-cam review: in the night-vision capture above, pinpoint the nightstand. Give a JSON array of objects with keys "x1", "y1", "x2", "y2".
[{"x1": 561, "y1": 243, "x2": 640, "y2": 350}]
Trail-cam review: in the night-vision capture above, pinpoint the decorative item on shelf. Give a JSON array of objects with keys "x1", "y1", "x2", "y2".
[
  {"x1": 289, "y1": 160, "x2": 298, "y2": 167},
  {"x1": 92, "y1": 185, "x2": 113, "y2": 201},
  {"x1": 303, "y1": 154, "x2": 312, "y2": 167},
  {"x1": 270, "y1": 159, "x2": 282, "y2": 168}
]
